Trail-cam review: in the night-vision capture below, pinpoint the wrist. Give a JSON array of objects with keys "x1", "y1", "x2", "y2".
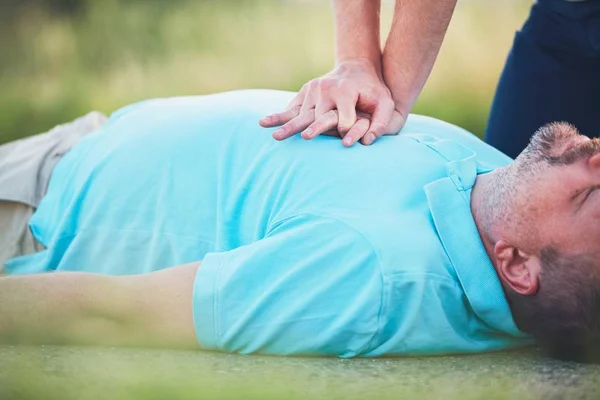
[
  {"x1": 336, "y1": 55, "x2": 381, "y2": 67},
  {"x1": 335, "y1": 56, "x2": 383, "y2": 79},
  {"x1": 382, "y1": 55, "x2": 421, "y2": 113}
]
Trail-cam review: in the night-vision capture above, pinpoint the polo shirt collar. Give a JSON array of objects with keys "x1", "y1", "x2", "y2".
[{"x1": 424, "y1": 145, "x2": 528, "y2": 338}]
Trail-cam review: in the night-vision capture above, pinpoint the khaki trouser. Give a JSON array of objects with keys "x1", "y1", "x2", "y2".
[
  {"x1": 0, "y1": 203, "x2": 42, "y2": 274},
  {"x1": 0, "y1": 112, "x2": 107, "y2": 273}
]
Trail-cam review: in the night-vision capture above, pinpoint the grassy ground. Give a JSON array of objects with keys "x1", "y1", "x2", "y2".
[
  {"x1": 2, "y1": 345, "x2": 600, "y2": 400},
  {"x1": 0, "y1": 0, "x2": 530, "y2": 144}
]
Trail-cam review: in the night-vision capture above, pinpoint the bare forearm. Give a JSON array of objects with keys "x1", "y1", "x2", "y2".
[
  {"x1": 0, "y1": 264, "x2": 199, "y2": 349},
  {"x1": 332, "y1": 0, "x2": 382, "y2": 68},
  {"x1": 0, "y1": 272, "x2": 130, "y2": 345},
  {"x1": 383, "y1": 0, "x2": 457, "y2": 113}
]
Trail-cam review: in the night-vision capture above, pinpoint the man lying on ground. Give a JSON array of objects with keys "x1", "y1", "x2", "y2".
[{"x1": 1, "y1": 90, "x2": 599, "y2": 362}]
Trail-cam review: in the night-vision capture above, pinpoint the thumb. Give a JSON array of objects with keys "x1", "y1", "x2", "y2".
[
  {"x1": 362, "y1": 100, "x2": 394, "y2": 146},
  {"x1": 335, "y1": 93, "x2": 358, "y2": 133},
  {"x1": 385, "y1": 110, "x2": 408, "y2": 135}
]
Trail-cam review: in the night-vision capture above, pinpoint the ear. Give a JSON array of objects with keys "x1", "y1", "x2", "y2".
[
  {"x1": 588, "y1": 152, "x2": 600, "y2": 169},
  {"x1": 493, "y1": 240, "x2": 540, "y2": 296}
]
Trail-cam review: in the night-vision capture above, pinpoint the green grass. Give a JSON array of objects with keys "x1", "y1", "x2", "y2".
[
  {"x1": 2, "y1": 345, "x2": 600, "y2": 400},
  {"x1": 0, "y1": 0, "x2": 530, "y2": 144}
]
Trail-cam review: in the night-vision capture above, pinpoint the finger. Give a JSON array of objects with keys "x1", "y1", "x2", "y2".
[
  {"x1": 286, "y1": 84, "x2": 309, "y2": 109},
  {"x1": 260, "y1": 105, "x2": 301, "y2": 128},
  {"x1": 335, "y1": 93, "x2": 358, "y2": 134},
  {"x1": 361, "y1": 99, "x2": 395, "y2": 146},
  {"x1": 261, "y1": 83, "x2": 310, "y2": 127},
  {"x1": 272, "y1": 110, "x2": 316, "y2": 140},
  {"x1": 300, "y1": 81, "x2": 319, "y2": 115},
  {"x1": 314, "y1": 80, "x2": 337, "y2": 119},
  {"x1": 342, "y1": 118, "x2": 370, "y2": 147},
  {"x1": 314, "y1": 99, "x2": 335, "y2": 120},
  {"x1": 302, "y1": 110, "x2": 338, "y2": 140}
]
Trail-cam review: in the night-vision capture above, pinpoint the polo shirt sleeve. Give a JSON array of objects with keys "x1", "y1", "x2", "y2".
[{"x1": 192, "y1": 214, "x2": 383, "y2": 357}]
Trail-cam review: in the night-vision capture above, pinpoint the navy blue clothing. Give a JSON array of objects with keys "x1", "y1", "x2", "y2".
[{"x1": 485, "y1": 0, "x2": 600, "y2": 159}]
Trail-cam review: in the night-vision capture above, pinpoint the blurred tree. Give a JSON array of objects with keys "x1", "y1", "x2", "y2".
[
  {"x1": 0, "y1": 0, "x2": 528, "y2": 144},
  {"x1": 1, "y1": 0, "x2": 190, "y2": 18},
  {"x1": 1, "y1": 0, "x2": 87, "y2": 15}
]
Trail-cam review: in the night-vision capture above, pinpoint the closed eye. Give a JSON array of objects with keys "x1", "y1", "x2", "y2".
[
  {"x1": 583, "y1": 185, "x2": 600, "y2": 205},
  {"x1": 573, "y1": 186, "x2": 600, "y2": 212}
]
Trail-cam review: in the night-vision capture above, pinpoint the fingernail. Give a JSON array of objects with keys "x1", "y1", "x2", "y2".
[
  {"x1": 273, "y1": 129, "x2": 283, "y2": 138},
  {"x1": 260, "y1": 117, "x2": 270, "y2": 125},
  {"x1": 366, "y1": 133, "x2": 376, "y2": 144},
  {"x1": 302, "y1": 128, "x2": 313, "y2": 139},
  {"x1": 343, "y1": 136, "x2": 353, "y2": 146}
]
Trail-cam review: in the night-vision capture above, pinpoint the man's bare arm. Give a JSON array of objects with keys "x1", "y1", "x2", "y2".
[
  {"x1": 0, "y1": 262, "x2": 200, "y2": 349},
  {"x1": 382, "y1": 0, "x2": 457, "y2": 119}
]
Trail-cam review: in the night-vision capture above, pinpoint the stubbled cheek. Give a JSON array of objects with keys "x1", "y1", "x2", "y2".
[
  {"x1": 589, "y1": 206, "x2": 600, "y2": 220},
  {"x1": 578, "y1": 226, "x2": 600, "y2": 254}
]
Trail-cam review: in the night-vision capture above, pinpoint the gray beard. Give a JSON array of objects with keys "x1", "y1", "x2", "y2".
[{"x1": 476, "y1": 166, "x2": 519, "y2": 244}]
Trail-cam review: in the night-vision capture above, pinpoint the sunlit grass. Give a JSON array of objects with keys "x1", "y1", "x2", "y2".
[
  {"x1": 4, "y1": 345, "x2": 595, "y2": 400},
  {"x1": 0, "y1": 0, "x2": 529, "y2": 144}
]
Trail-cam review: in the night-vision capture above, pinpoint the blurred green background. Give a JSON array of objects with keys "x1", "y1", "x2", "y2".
[{"x1": 0, "y1": 0, "x2": 530, "y2": 144}]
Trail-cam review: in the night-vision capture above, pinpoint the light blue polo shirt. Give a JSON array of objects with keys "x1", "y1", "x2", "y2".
[{"x1": 7, "y1": 90, "x2": 532, "y2": 356}]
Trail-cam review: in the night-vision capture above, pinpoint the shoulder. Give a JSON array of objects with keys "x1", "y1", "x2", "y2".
[
  {"x1": 270, "y1": 213, "x2": 376, "y2": 241},
  {"x1": 403, "y1": 114, "x2": 513, "y2": 165},
  {"x1": 267, "y1": 213, "x2": 383, "y2": 273}
]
